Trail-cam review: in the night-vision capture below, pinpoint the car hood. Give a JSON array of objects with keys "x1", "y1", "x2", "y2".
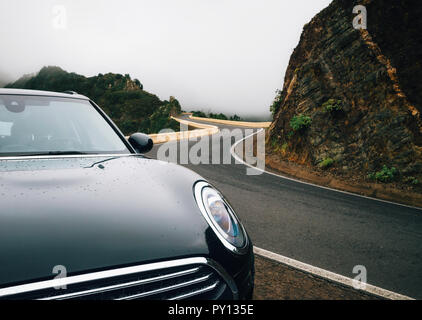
[{"x1": 0, "y1": 155, "x2": 212, "y2": 286}]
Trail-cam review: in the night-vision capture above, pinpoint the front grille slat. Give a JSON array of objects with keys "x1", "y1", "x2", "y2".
[
  {"x1": 40, "y1": 267, "x2": 200, "y2": 300},
  {"x1": 168, "y1": 281, "x2": 220, "y2": 300},
  {"x1": 116, "y1": 273, "x2": 212, "y2": 300},
  {"x1": 0, "y1": 257, "x2": 237, "y2": 300}
]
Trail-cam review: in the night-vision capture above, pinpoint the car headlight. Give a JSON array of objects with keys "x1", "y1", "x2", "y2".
[{"x1": 194, "y1": 181, "x2": 247, "y2": 254}]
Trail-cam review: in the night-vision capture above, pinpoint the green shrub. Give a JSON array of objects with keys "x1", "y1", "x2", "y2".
[
  {"x1": 209, "y1": 112, "x2": 228, "y2": 120},
  {"x1": 139, "y1": 102, "x2": 181, "y2": 134},
  {"x1": 270, "y1": 90, "x2": 282, "y2": 117},
  {"x1": 404, "y1": 176, "x2": 420, "y2": 186},
  {"x1": 191, "y1": 111, "x2": 239, "y2": 121},
  {"x1": 290, "y1": 114, "x2": 312, "y2": 132},
  {"x1": 319, "y1": 158, "x2": 334, "y2": 169},
  {"x1": 368, "y1": 166, "x2": 397, "y2": 183},
  {"x1": 270, "y1": 137, "x2": 279, "y2": 150},
  {"x1": 191, "y1": 110, "x2": 207, "y2": 118},
  {"x1": 322, "y1": 99, "x2": 343, "y2": 113},
  {"x1": 230, "y1": 114, "x2": 242, "y2": 121}
]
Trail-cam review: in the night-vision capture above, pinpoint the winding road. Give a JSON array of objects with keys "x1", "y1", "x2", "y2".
[{"x1": 146, "y1": 115, "x2": 422, "y2": 299}]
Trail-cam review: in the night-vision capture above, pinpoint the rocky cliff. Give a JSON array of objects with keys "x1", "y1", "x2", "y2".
[{"x1": 268, "y1": 0, "x2": 422, "y2": 188}]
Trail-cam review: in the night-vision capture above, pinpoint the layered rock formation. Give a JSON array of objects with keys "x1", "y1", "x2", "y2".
[{"x1": 268, "y1": 0, "x2": 422, "y2": 184}]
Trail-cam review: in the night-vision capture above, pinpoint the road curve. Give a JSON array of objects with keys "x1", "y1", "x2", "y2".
[{"x1": 146, "y1": 115, "x2": 422, "y2": 299}]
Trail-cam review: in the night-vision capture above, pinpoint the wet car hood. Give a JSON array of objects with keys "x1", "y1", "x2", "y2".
[{"x1": 0, "y1": 155, "x2": 211, "y2": 286}]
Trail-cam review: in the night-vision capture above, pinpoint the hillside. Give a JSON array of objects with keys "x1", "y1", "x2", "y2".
[
  {"x1": 5, "y1": 66, "x2": 181, "y2": 135},
  {"x1": 267, "y1": 0, "x2": 422, "y2": 199},
  {"x1": 0, "y1": 71, "x2": 13, "y2": 88}
]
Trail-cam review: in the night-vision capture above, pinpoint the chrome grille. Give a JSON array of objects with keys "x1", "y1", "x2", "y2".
[{"x1": 0, "y1": 257, "x2": 237, "y2": 300}]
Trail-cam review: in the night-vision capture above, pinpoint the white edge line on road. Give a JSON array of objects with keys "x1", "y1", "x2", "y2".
[
  {"x1": 229, "y1": 128, "x2": 416, "y2": 300},
  {"x1": 230, "y1": 128, "x2": 422, "y2": 211},
  {"x1": 253, "y1": 247, "x2": 414, "y2": 300}
]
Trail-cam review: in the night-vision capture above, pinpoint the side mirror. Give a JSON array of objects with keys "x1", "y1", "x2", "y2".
[{"x1": 128, "y1": 133, "x2": 153, "y2": 153}]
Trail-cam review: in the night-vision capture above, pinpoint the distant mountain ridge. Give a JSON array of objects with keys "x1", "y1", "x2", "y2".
[
  {"x1": 0, "y1": 71, "x2": 13, "y2": 88},
  {"x1": 5, "y1": 66, "x2": 181, "y2": 135}
]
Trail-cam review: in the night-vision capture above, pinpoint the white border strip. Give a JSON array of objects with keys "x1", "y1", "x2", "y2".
[
  {"x1": 230, "y1": 129, "x2": 422, "y2": 211},
  {"x1": 254, "y1": 247, "x2": 414, "y2": 300}
]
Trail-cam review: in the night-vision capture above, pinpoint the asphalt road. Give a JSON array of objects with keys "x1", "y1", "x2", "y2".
[{"x1": 146, "y1": 116, "x2": 422, "y2": 299}]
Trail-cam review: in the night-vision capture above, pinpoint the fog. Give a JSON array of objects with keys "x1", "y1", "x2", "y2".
[{"x1": 0, "y1": 0, "x2": 331, "y2": 119}]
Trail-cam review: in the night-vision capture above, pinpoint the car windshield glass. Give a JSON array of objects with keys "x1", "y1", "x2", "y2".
[{"x1": 0, "y1": 95, "x2": 130, "y2": 156}]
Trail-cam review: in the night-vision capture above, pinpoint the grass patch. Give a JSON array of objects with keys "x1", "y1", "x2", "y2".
[
  {"x1": 368, "y1": 165, "x2": 397, "y2": 183},
  {"x1": 404, "y1": 176, "x2": 420, "y2": 186},
  {"x1": 290, "y1": 114, "x2": 312, "y2": 132},
  {"x1": 270, "y1": 137, "x2": 279, "y2": 150},
  {"x1": 318, "y1": 158, "x2": 334, "y2": 169},
  {"x1": 322, "y1": 99, "x2": 343, "y2": 113}
]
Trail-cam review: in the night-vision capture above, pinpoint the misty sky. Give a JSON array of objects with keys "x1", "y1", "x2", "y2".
[{"x1": 0, "y1": 0, "x2": 331, "y2": 118}]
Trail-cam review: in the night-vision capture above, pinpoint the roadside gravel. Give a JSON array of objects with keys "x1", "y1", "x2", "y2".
[{"x1": 253, "y1": 255, "x2": 381, "y2": 300}]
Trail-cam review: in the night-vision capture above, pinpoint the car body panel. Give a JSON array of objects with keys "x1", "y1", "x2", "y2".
[
  {"x1": 0, "y1": 155, "x2": 214, "y2": 286},
  {"x1": 0, "y1": 89, "x2": 254, "y2": 299}
]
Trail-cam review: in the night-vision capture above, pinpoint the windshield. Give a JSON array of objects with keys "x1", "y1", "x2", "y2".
[{"x1": 0, "y1": 95, "x2": 130, "y2": 156}]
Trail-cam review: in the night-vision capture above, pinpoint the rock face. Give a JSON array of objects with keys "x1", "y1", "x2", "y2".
[{"x1": 268, "y1": 0, "x2": 422, "y2": 182}]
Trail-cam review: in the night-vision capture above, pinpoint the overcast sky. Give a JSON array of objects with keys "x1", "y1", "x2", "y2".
[{"x1": 0, "y1": 0, "x2": 331, "y2": 118}]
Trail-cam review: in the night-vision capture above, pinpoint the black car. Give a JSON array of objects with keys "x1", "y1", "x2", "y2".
[{"x1": 0, "y1": 89, "x2": 254, "y2": 300}]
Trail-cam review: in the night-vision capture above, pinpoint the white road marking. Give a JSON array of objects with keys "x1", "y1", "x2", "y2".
[
  {"x1": 227, "y1": 127, "x2": 416, "y2": 300},
  {"x1": 254, "y1": 247, "x2": 414, "y2": 300},
  {"x1": 230, "y1": 128, "x2": 422, "y2": 211}
]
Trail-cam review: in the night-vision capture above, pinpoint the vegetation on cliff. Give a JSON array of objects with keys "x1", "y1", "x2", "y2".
[
  {"x1": 5, "y1": 66, "x2": 181, "y2": 135},
  {"x1": 191, "y1": 110, "x2": 242, "y2": 121},
  {"x1": 267, "y1": 0, "x2": 422, "y2": 191}
]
